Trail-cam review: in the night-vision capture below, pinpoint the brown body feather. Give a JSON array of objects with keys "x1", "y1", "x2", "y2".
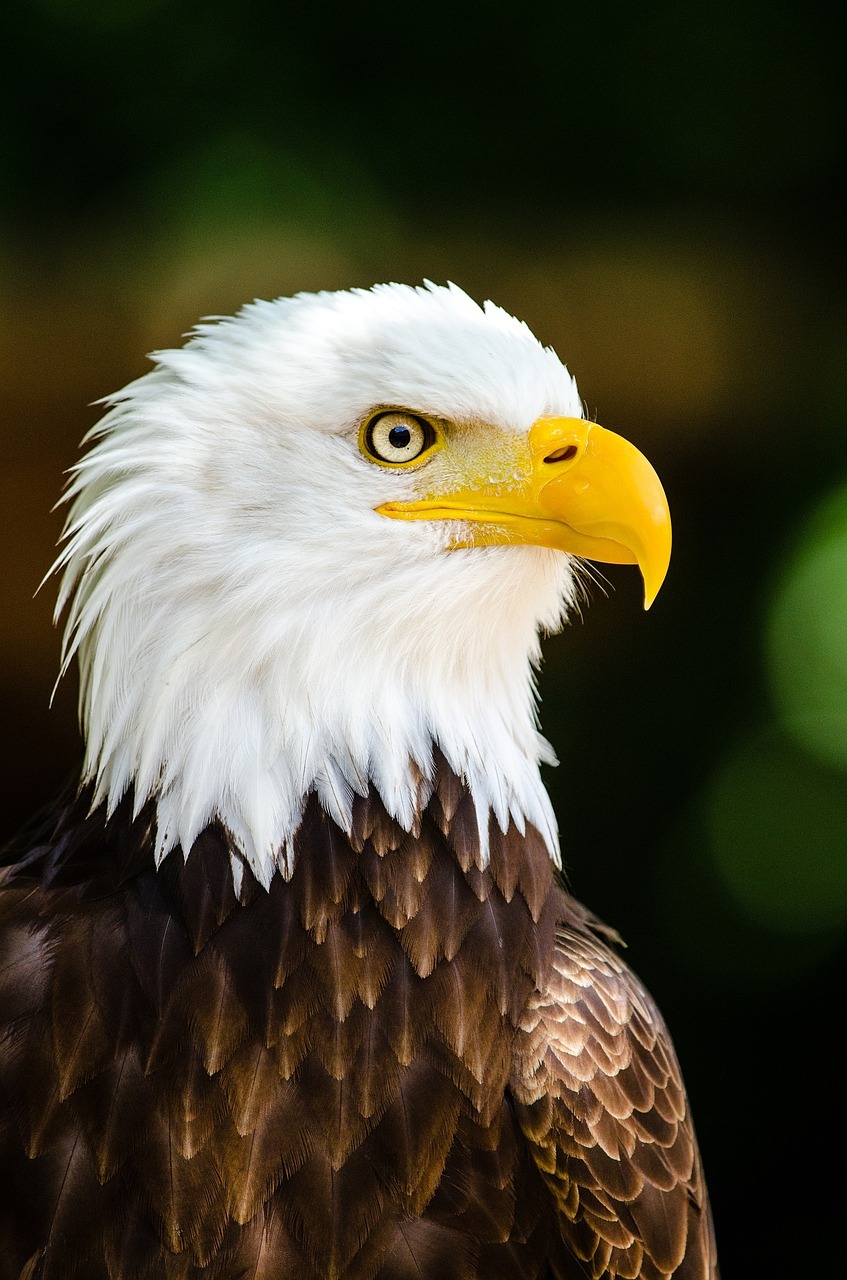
[{"x1": 0, "y1": 765, "x2": 718, "y2": 1279}]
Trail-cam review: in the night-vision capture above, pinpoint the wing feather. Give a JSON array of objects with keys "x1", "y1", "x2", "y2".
[{"x1": 510, "y1": 923, "x2": 719, "y2": 1279}]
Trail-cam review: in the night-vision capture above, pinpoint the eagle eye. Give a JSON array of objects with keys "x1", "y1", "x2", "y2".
[{"x1": 363, "y1": 411, "x2": 437, "y2": 466}]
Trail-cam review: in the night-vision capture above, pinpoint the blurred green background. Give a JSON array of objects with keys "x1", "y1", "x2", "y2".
[{"x1": 2, "y1": 1, "x2": 846, "y2": 1274}]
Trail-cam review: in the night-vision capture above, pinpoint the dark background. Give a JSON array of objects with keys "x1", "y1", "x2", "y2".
[{"x1": 3, "y1": 2, "x2": 847, "y2": 1274}]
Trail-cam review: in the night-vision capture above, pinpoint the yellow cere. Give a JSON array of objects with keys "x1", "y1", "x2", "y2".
[{"x1": 416, "y1": 418, "x2": 535, "y2": 505}]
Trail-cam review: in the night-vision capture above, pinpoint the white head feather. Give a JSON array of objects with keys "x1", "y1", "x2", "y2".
[{"x1": 54, "y1": 282, "x2": 584, "y2": 887}]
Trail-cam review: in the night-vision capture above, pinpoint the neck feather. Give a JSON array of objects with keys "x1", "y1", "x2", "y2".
[{"x1": 58, "y1": 527, "x2": 570, "y2": 887}]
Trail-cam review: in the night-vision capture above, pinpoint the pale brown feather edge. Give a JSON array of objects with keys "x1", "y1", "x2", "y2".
[{"x1": 510, "y1": 920, "x2": 719, "y2": 1280}]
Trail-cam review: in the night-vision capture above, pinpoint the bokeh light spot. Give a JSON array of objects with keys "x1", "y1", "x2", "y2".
[
  {"x1": 767, "y1": 483, "x2": 847, "y2": 770},
  {"x1": 705, "y1": 728, "x2": 847, "y2": 935}
]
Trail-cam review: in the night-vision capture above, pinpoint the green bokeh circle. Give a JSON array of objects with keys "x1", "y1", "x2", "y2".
[
  {"x1": 767, "y1": 485, "x2": 847, "y2": 771},
  {"x1": 705, "y1": 729, "x2": 847, "y2": 935}
]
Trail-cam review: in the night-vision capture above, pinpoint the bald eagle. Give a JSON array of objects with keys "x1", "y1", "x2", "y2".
[{"x1": 0, "y1": 283, "x2": 717, "y2": 1279}]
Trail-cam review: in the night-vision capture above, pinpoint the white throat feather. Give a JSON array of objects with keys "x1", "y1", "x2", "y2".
[{"x1": 53, "y1": 283, "x2": 584, "y2": 887}]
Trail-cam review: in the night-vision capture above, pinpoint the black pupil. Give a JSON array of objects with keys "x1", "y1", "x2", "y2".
[{"x1": 388, "y1": 424, "x2": 412, "y2": 449}]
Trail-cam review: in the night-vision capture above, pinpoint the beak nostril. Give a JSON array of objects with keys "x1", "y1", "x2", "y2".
[{"x1": 544, "y1": 445, "x2": 578, "y2": 464}]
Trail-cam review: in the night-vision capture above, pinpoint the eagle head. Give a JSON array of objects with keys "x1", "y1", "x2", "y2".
[{"x1": 54, "y1": 282, "x2": 670, "y2": 887}]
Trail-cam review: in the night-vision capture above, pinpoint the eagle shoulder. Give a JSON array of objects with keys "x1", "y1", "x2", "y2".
[{"x1": 510, "y1": 913, "x2": 720, "y2": 1279}]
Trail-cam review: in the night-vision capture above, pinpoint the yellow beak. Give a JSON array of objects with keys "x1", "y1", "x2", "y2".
[{"x1": 377, "y1": 417, "x2": 672, "y2": 609}]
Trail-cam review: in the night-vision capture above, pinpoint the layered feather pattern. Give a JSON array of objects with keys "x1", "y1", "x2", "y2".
[
  {"x1": 510, "y1": 929, "x2": 719, "y2": 1278},
  {"x1": 0, "y1": 764, "x2": 716, "y2": 1279}
]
